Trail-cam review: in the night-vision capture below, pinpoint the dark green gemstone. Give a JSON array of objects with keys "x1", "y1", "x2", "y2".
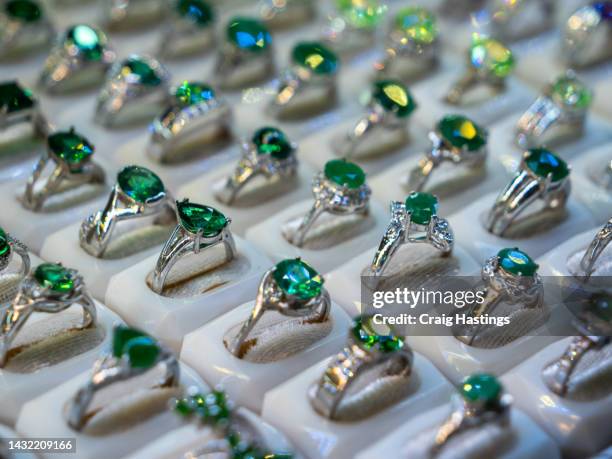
[
  {"x1": 5, "y1": 0, "x2": 42, "y2": 22},
  {"x1": 524, "y1": 148, "x2": 569, "y2": 182},
  {"x1": 252, "y1": 127, "x2": 293, "y2": 160},
  {"x1": 372, "y1": 80, "x2": 416, "y2": 118},
  {"x1": 273, "y1": 258, "x2": 323, "y2": 300},
  {"x1": 66, "y1": 25, "x2": 105, "y2": 61},
  {"x1": 0, "y1": 81, "x2": 35, "y2": 113},
  {"x1": 589, "y1": 292, "x2": 612, "y2": 323},
  {"x1": 176, "y1": 0, "x2": 214, "y2": 26},
  {"x1": 405, "y1": 192, "x2": 438, "y2": 225},
  {"x1": 177, "y1": 201, "x2": 228, "y2": 236},
  {"x1": 112, "y1": 326, "x2": 159, "y2": 369},
  {"x1": 117, "y1": 166, "x2": 165, "y2": 203},
  {"x1": 460, "y1": 373, "x2": 502, "y2": 406},
  {"x1": 0, "y1": 227, "x2": 10, "y2": 258},
  {"x1": 34, "y1": 263, "x2": 74, "y2": 293},
  {"x1": 352, "y1": 316, "x2": 404, "y2": 352},
  {"x1": 112, "y1": 326, "x2": 148, "y2": 358},
  {"x1": 497, "y1": 247, "x2": 538, "y2": 276},
  {"x1": 438, "y1": 115, "x2": 486, "y2": 151},
  {"x1": 48, "y1": 130, "x2": 94, "y2": 166},
  {"x1": 226, "y1": 17, "x2": 271, "y2": 53},
  {"x1": 292, "y1": 42, "x2": 339, "y2": 75},
  {"x1": 124, "y1": 58, "x2": 162, "y2": 86},
  {"x1": 324, "y1": 159, "x2": 366, "y2": 189},
  {"x1": 174, "y1": 81, "x2": 214, "y2": 106},
  {"x1": 174, "y1": 398, "x2": 194, "y2": 416}
]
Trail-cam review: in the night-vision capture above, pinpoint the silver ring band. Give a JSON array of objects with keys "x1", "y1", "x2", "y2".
[{"x1": 579, "y1": 218, "x2": 612, "y2": 279}]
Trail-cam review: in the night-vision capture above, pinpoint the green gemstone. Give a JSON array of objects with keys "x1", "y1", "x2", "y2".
[
  {"x1": 372, "y1": 80, "x2": 416, "y2": 118},
  {"x1": 551, "y1": 75, "x2": 592, "y2": 109},
  {"x1": 273, "y1": 258, "x2": 323, "y2": 300},
  {"x1": 438, "y1": 114, "x2": 486, "y2": 151},
  {"x1": 352, "y1": 316, "x2": 404, "y2": 352},
  {"x1": 324, "y1": 159, "x2": 366, "y2": 189},
  {"x1": 497, "y1": 247, "x2": 538, "y2": 276},
  {"x1": 48, "y1": 130, "x2": 94, "y2": 166},
  {"x1": 460, "y1": 373, "x2": 502, "y2": 406},
  {"x1": 0, "y1": 81, "x2": 35, "y2": 113},
  {"x1": 252, "y1": 126, "x2": 293, "y2": 160},
  {"x1": 174, "y1": 398, "x2": 194, "y2": 417},
  {"x1": 174, "y1": 81, "x2": 214, "y2": 106},
  {"x1": 226, "y1": 17, "x2": 271, "y2": 53},
  {"x1": 112, "y1": 326, "x2": 159, "y2": 368},
  {"x1": 292, "y1": 42, "x2": 339, "y2": 75},
  {"x1": 66, "y1": 25, "x2": 105, "y2": 61},
  {"x1": 0, "y1": 227, "x2": 10, "y2": 258},
  {"x1": 524, "y1": 148, "x2": 569, "y2": 182},
  {"x1": 112, "y1": 326, "x2": 148, "y2": 358},
  {"x1": 5, "y1": 0, "x2": 42, "y2": 22},
  {"x1": 405, "y1": 192, "x2": 438, "y2": 225},
  {"x1": 470, "y1": 37, "x2": 514, "y2": 78},
  {"x1": 117, "y1": 166, "x2": 165, "y2": 203},
  {"x1": 176, "y1": 0, "x2": 214, "y2": 26},
  {"x1": 335, "y1": 0, "x2": 386, "y2": 29},
  {"x1": 34, "y1": 263, "x2": 74, "y2": 293},
  {"x1": 177, "y1": 201, "x2": 228, "y2": 236},
  {"x1": 589, "y1": 292, "x2": 612, "y2": 323},
  {"x1": 124, "y1": 57, "x2": 162, "y2": 86},
  {"x1": 394, "y1": 7, "x2": 438, "y2": 45}
]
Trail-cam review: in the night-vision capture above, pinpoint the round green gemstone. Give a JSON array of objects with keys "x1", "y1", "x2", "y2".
[
  {"x1": 324, "y1": 159, "x2": 366, "y2": 189},
  {"x1": 273, "y1": 258, "x2": 323, "y2": 300},
  {"x1": 394, "y1": 7, "x2": 438, "y2": 45},
  {"x1": 66, "y1": 25, "x2": 105, "y2": 61},
  {"x1": 5, "y1": 0, "x2": 42, "y2": 22},
  {"x1": 405, "y1": 192, "x2": 438, "y2": 225},
  {"x1": 124, "y1": 57, "x2": 162, "y2": 86},
  {"x1": 0, "y1": 227, "x2": 10, "y2": 258},
  {"x1": 524, "y1": 148, "x2": 569, "y2": 182},
  {"x1": 112, "y1": 326, "x2": 147, "y2": 357},
  {"x1": 470, "y1": 37, "x2": 514, "y2": 78},
  {"x1": 34, "y1": 263, "x2": 74, "y2": 293},
  {"x1": 123, "y1": 336, "x2": 160, "y2": 368},
  {"x1": 226, "y1": 17, "x2": 271, "y2": 53},
  {"x1": 438, "y1": 114, "x2": 486, "y2": 151},
  {"x1": 48, "y1": 130, "x2": 94, "y2": 166},
  {"x1": 497, "y1": 247, "x2": 538, "y2": 276},
  {"x1": 372, "y1": 80, "x2": 416, "y2": 118},
  {"x1": 460, "y1": 373, "x2": 502, "y2": 406},
  {"x1": 174, "y1": 81, "x2": 214, "y2": 106},
  {"x1": 352, "y1": 316, "x2": 404, "y2": 352},
  {"x1": 0, "y1": 81, "x2": 34, "y2": 113},
  {"x1": 292, "y1": 42, "x2": 339, "y2": 75},
  {"x1": 252, "y1": 127, "x2": 293, "y2": 160},
  {"x1": 117, "y1": 166, "x2": 165, "y2": 203},
  {"x1": 589, "y1": 292, "x2": 612, "y2": 323},
  {"x1": 335, "y1": 0, "x2": 386, "y2": 29},
  {"x1": 551, "y1": 75, "x2": 592, "y2": 109},
  {"x1": 177, "y1": 201, "x2": 228, "y2": 236},
  {"x1": 176, "y1": 0, "x2": 214, "y2": 26}
]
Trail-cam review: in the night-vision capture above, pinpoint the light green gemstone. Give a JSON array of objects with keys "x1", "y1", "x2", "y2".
[
  {"x1": 470, "y1": 37, "x2": 514, "y2": 77},
  {"x1": 551, "y1": 75, "x2": 592, "y2": 109},
  {"x1": 460, "y1": 373, "x2": 502, "y2": 407},
  {"x1": 34, "y1": 263, "x2": 74, "y2": 293},
  {"x1": 335, "y1": 0, "x2": 386, "y2": 29},
  {"x1": 394, "y1": 7, "x2": 438, "y2": 45},
  {"x1": 273, "y1": 258, "x2": 323, "y2": 300}
]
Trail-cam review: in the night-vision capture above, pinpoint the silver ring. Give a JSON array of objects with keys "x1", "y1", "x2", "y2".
[
  {"x1": 95, "y1": 54, "x2": 170, "y2": 127},
  {"x1": 214, "y1": 126, "x2": 297, "y2": 205},
  {"x1": 148, "y1": 81, "x2": 232, "y2": 163},
  {"x1": 39, "y1": 24, "x2": 115, "y2": 93},
  {"x1": 0, "y1": 0, "x2": 54, "y2": 60},
  {"x1": 22, "y1": 127, "x2": 105, "y2": 211},
  {"x1": 309, "y1": 315, "x2": 413, "y2": 420},
  {"x1": 0, "y1": 80, "x2": 50, "y2": 138},
  {"x1": 66, "y1": 325, "x2": 179, "y2": 431},
  {"x1": 488, "y1": 0, "x2": 555, "y2": 42},
  {"x1": 150, "y1": 199, "x2": 236, "y2": 294},
  {"x1": 562, "y1": 2, "x2": 612, "y2": 68},
  {"x1": 592, "y1": 159, "x2": 612, "y2": 191},
  {"x1": 0, "y1": 226, "x2": 30, "y2": 279},
  {"x1": 370, "y1": 192, "x2": 453, "y2": 277},
  {"x1": 406, "y1": 114, "x2": 487, "y2": 192},
  {"x1": 0, "y1": 262, "x2": 96, "y2": 368},
  {"x1": 79, "y1": 165, "x2": 175, "y2": 258},
  {"x1": 579, "y1": 218, "x2": 612, "y2": 280},
  {"x1": 105, "y1": 0, "x2": 166, "y2": 29},
  {"x1": 226, "y1": 258, "x2": 330, "y2": 359},
  {"x1": 485, "y1": 148, "x2": 570, "y2": 237},
  {"x1": 285, "y1": 159, "x2": 370, "y2": 248},
  {"x1": 157, "y1": 0, "x2": 215, "y2": 57}
]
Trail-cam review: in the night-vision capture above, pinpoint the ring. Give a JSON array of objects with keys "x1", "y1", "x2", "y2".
[
  {"x1": 405, "y1": 114, "x2": 487, "y2": 192},
  {"x1": 0, "y1": 0, "x2": 54, "y2": 59},
  {"x1": 150, "y1": 199, "x2": 235, "y2": 294},
  {"x1": 454, "y1": 247, "x2": 543, "y2": 346},
  {"x1": 0, "y1": 80, "x2": 49, "y2": 139},
  {"x1": 66, "y1": 325, "x2": 179, "y2": 431},
  {"x1": 485, "y1": 147, "x2": 570, "y2": 237},
  {"x1": 488, "y1": 0, "x2": 555, "y2": 42},
  {"x1": 79, "y1": 165, "x2": 175, "y2": 258},
  {"x1": 214, "y1": 17, "x2": 273, "y2": 89},
  {"x1": 271, "y1": 41, "x2": 339, "y2": 118},
  {"x1": 592, "y1": 159, "x2": 612, "y2": 190},
  {"x1": 214, "y1": 126, "x2": 297, "y2": 205},
  {"x1": 370, "y1": 192, "x2": 454, "y2": 277},
  {"x1": 516, "y1": 72, "x2": 593, "y2": 149},
  {"x1": 0, "y1": 262, "x2": 96, "y2": 368},
  {"x1": 0, "y1": 226, "x2": 30, "y2": 279},
  {"x1": 429, "y1": 373, "x2": 511, "y2": 455},
  {"x1": 95, "y1": 54, "x2": 170, "y2": 127},
  {"x1": 105, "y1": 0, "x2": 166, "y2": 29},
  {"x1": 284, "y1": 159, "x2": 370, "y2": 248},
  {"x1": 324, "y1": 0, "x2": 385, "y2": 55},
  {"x1": 562, "y1": 2, "x2": 612, "y2": 68},
  {"x1": 39, "y1": 24, "x2": 115, "y2": 93},
  {"x1": 148, "y1": 81, "x2": 232, "y2": 163},
  {"x1": 309, "y1": 315, "x2": 412, "y2": 420},
  {"x1": 226, "y1": 258, "x2": 330, "y2": 358},
  {"x1": 158, "y1": 0, "x2": 215, "y2": 57},
  {"x1": 444, "y1": 36, "x2": 515, "y2": 105},
  {"x1": 334, "y1": 80, "x2": 416, "y2": 159},
  {"x1": 578, "y1": 218, "x2": 612, "y2": 280},
  {"x1": 22, "y1": 127, "x2": 105, "y2": 211},
  {"x1": 542, "y1": 291, "x2": 611, "y2": 396}
]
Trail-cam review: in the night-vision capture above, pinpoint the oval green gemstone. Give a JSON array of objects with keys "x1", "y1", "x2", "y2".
[
  {"x1": 124, "y1": 57, "x2": 162, "y2": 86},
  {"x1": 335, "y1": 0, "x2": 385, "y2": 29},
  {"x1": 460, "y1": 373, "x2": 502, "y2": 405},
  {"x1": 551, "y1": 75, "x2": 592, "y2": 109},
  {"x1": 438, "y1": 114, "x2": 486, "y2": 151},
  {"x1": 0, "y1": 227, "x2": 10, "y2": 258},
  {"x1": 124, "y1": 336, "x2": 160, "y2": 368},
  {"x1": 48, "y1": 130, "x2": 94, "y2": 166},
  {"x1": 174, "y1": 81, "x2": 215, "y2": 106},
  {"x1": 273, "y1": 258, "x2": 323, "y2": 300},
  {"x1": 112, "y1": 326, "x2": 147, "y2": 357},
  {"x1": 177, "y1": 201, "x2": 228, "y2": 236},
  {"x1": 117, "y1": 166, "x2": 165, "y2": 203},
  {"x1": 394, "y1": 7, "x2": 438, "y2": 45},
  {"x1": 252, "y1": 126, "x2": 293, "y2": 160},
  {"x1": 497, "y1": 247, "x2": 538, "y2": 276},
  {"x1": 352, "y1": 316, "x2": 404, "y2": 352},
  {"x1": 589, "y1": 292, "x2": 612, "y2": 323},
  {"x1": 470, "y1": 37, "x2": 514, "y2": 78},
  {"x1": 5, "y1": 0, "x2": 42, "y2": 22},
  {"x1": 34, "y1": 263, "x2": 74, "y2": 293},
  {"x1": 405, "y1": 192, "x2": 438, "y2": 225},
  {"x1": 292, "y1": 42, "x2": 339, "y2": 75},
  {"x1": 372, "y1": 80, "x2": 416, "y2": 118},
  {"x1": 0, "y1": 81, "x2": 35, "y2": 113},
  {"x1": 324, "y1": 159, "x2": 366, "y2": 189},
  {"x1": 524, "y1": 148, "x2": 569, "y2": 182},
  {"x1": 226, "y1": 17, "x2": 271, "y2": 53},
  {"x1": 66, "y1": 25, "x2": 105, "y2": 61},
  {"x1": 176, "y1": 0, "x2": 214, "y2": 26}
]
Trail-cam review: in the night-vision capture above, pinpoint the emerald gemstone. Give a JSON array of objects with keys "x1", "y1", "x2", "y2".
[
  {"x1": 5, "y1": 0, "x2": 42, "y2": 22},
  {"x1": 112, "y1": 326, "x2": 147, "y2": 357},
  {"x1": 524, "y1": 148, "x2": 569, "y2": 182},
  {"x1": 226, "y1": 17, "x2": 271, "y2": 53},
  {"x1": 48, "y1": 129, "x2": 94, "y2": 166},
  {"x1": 252, "y1": 127, "x2": 293, "y2": 160},
  {"x1": 372, "y1": 80, "x2": 416, "y2": 118},
  {"x1": 460, "y1": 373, "x2": 502, "y2": 407},
  {"x1": 176, "y1": 0, "x2": 214, "y2": 26},
  {"x1": 174, "y1": 398, "x2": 194, "y2": 417},
  {"x1": 470, "y1": 37, "x2": 514, "y2": 78},
  {"x1": 497, "y1": 247, "x2": 538, "y2": 276},
  {"x1": 124, "y1": 57, "x2": 162, "y2": 86},
  {"x1": 273, "y1": 258, "x2": 323, "y2": 300},
  {"x1": 335, "y1": 0, "x2": 386, "y2": 29},
  {"x1": 117, "y1": 166, "x2": 165, "y2": 203},
  {"x1": 324, "y1": 159, "x2": 366, "y2": 189},
  {"x1": 394, "y1": 7, "x2": 438, "y2": 45},
  {"x1": 0, "y1": 227, "x2": 10, "y2": 258},
  {"x1": 292, "y1": 42, "x2": 339, "y2": 75},
  {"x1": 0, "y1": 81, "x2": 35, "y2": 113},
  {"x1": 352, "y1": 316, "x2": 404, "y2": 352},
  {"x1": 112, "y1": 326, "x2": 160, "y2": 368},
  {"x1": 551, "y1": 75, "x2": 592, "y2": 109},
  {"x1": 34, "y1": 263, "x2": 74, "y2": 293},
  {"x1": 175, "y1": 390, "x2": 231, "y2": 425},
  {"x1": 405, "y1": 192, "x2": 438, "y2": 225},
  {"x1": 438, "y1": 114, "x2": 486, "y2": 151},
  {"x1": 177, "y1": 200, "x2": 228, "y2": 236},
  {"x1": 174, "y1": 81, "x2": 214, "y2": 106},
  {"x1": 589, "y1": 292, "x2": 612, "y2": 323},
  {"x1": 66, "y1": 25, "x2": 105, "y2": 61}
]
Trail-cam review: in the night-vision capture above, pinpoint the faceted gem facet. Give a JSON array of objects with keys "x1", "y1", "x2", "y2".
[
  {"x1": 352, "y1": 316, "x2": 404, "y2": 352},
  {"x1": 124, "y1": 57, "x2": 162, "y2": 86},
  {"x1": 174, "y1": 390, "x2": 230, "y2": 425},
  {"x1": 0, "y1": 81, "x2": 34, "y2": 113},
  {"x1": 497, "y1": 247, "x2": 538, "y2": 276},
  {"x1": 252, "y1": 126, "x2": 293, "y2": 160},
  {"x1": 551, "y1": 75, "x2": 592, "y2": 109},
  {"x1": 438, "y1": 114, "x2": 487, "y2": 151},
  {"x1": 174, "y1": 81, "x2": 214, "y2": 106},
  {"x1": 176, "y1": 0, "x2": 214, "y2": 26},
  {"x1": 48, "y1": 130, "x2": 94, "y2": 166},
  {"x1": 34, "y1": 263, "x2": 74, "y2": 293},
  {"x1": 405, "y1": 192, "x2": 438, "y2": 225},
  {"x1": 112, "y1": 326, "x2": 159, "y2": 369},
  {"x1": 524, "y1": 148, "x2": 569, "y2": 182},
  {"x1": 273, "y1": 258, "x2": 323, "y2": 300},
  {"x1": 177, "y1": 201, "x2": 228, "y2": 236},
  {"x1": 470, "y1": 37, "x2": 514, "y2": 77},
  {"x1": 593, "y1": 1, "x2": 612, "y2": 20},
  {"x1": 372, "y1": 80, "x2": 416, "y2": 118},
  {"x1": 324, "y1": 159, "x2": 366, "y2": 189},
  {"x1": 117, "y1": 166, "x2": 165, "y2": 203},
  {"x1": 0, "y1": 227, "x2": 10, "y2": 258},
  {"x1": 460, "y1": 373, "x2": 502, "y2": 406},
  {"x1": 292, "y1": 42, "x2": 339, "y2": 75},
  {"x1": 66, "y1": 25, "x2": 105, "y2": 61},
  {"x1": 227, "y1": 17, "x2": 271, "y2": 53},
  {"x1": 335, "y1": 0, "x2": 386, "y2": 29},
  {"x1": 394, "y1": 7, "x2": 438, "y2": 45},
  {"x1": 5, "y1": 0, "x2": 42, "y2": 22}
]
